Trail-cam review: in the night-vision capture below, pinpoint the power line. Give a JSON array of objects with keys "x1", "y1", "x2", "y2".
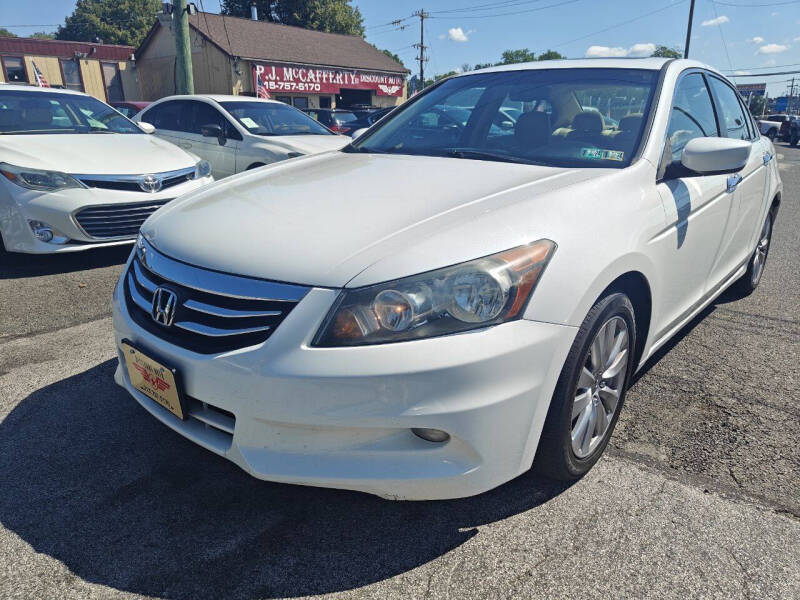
[
  {"x1": 428, "y1": 0, "x2": 581, "y2": 19},
  {"x1": 728, "y1": 70, "x2": 800, "y2": 76},
  {"x1": 553, "y1": 0, "x2": 687, "y2": 48},
  {"x1": 713, "y1": 0, "x2": 800, "y2": 6},
  {"x1": 710, "y1": 0, "x2": 733, "y2": 70},
  {"x1": 429, "y1": 0, "x2": 550, "y2": 14},
  {"x1": 725, "y1": 62, "x2": 800, "y2": 71}
]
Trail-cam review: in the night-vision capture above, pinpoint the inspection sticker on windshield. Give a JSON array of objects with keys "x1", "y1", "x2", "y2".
[
  {"x1": 581, "y1": 148, "x2": 625, "y2": 161},
  {"x1": 240, "y1": 117, "x2": 259, "y2": 129}
]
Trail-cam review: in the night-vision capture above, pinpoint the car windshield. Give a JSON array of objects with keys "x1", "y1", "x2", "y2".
[
  {"x1": 0, "y1": 90, "x2": 142, "y2": 135},
  {"x1": 350, "y1": 68, "x2": 658, "y2": 168},
  {"x1": 220, "y1": 101, "x2": 332, "y2": 136}
]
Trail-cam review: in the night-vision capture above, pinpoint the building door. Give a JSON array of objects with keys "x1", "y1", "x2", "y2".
[
  {"x1": 319, "y1": 96, "x2": 332, "y2": 109},
  {"x1": 336, "y1": 88, "x2": 371, "y2": 108},
  {"x1": 101, "y1": 62, "x2": 124, "y2": 102}
]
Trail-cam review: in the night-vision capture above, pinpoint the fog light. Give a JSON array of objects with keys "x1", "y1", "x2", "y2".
[
  {"x1": 412, "y1": 428, "x2": 450, "y2": 443},
  {"x1": 28, "y1": 220, "x2": 54, "y2": 242}
]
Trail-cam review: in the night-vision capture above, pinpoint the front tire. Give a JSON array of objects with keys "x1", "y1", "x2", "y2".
[
  {"x1": 534, "y1": 292, "x2": 636, "y2": 480},
  {"x1": 731, "y1": 210, "x2": 773, "y2": 297}
]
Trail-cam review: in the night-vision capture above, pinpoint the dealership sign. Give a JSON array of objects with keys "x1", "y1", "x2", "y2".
[
  {"x1": 253, "y1": 63, "x2": 404, "y2": 97},
  {"x1": 736, "y1": 83, "x2": 766, "y2": 97}
]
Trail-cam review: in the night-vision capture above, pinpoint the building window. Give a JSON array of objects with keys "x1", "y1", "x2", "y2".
[
  {"x1": 2, "y1": 56, "x2": 27, "y2": 83},
  {"x1": 275, "y1": 96, "x2": 291, "y2": 104},
  {"x1": 101, "y1": 62, "x2": 124, "y2": 102},
  {"x1": 60, "y1": 59, "x2": 83, "y2": 92},
  {"x1": 319, "y1": 96, "x2": 332, "y2": 109},
  {"x1": 292, "y1": 97, "x2": 309, "y2": 109}
]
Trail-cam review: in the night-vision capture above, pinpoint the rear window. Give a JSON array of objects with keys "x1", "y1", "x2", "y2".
[{"x1": 332, "y1": 111, "x2": 357, "y2": 124}]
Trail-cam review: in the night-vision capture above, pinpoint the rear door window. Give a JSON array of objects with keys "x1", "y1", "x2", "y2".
[{"x1": 708, "y1": 77, "x2": 750, "y2": 141}]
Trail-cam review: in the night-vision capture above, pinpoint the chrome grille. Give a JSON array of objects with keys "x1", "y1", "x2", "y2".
[
  {"x1": 75, "y1": 200, "x2": 171, "y2": 239},
  {"x1": 74, "y1": 166, "x2": 196, "y2": 192},
  {"x1": 124, "y1": 239, "x2": 310, "y2": 354}
]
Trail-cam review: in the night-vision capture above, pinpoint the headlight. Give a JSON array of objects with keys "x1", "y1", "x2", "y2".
[
  {"x1": 313, "y1": 240, "x2": 556, "y2": 347},
  {"x1": 0, "y1": 162, "x2": 84, "y2": 191},
  {"x1": 193, "y1": 159, "x2": 211, "y2": 179}
]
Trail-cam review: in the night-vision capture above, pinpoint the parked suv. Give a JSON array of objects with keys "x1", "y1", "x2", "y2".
[
  {"x1": 0, "y1": 85, "x2": 212, "y2": 255},
  {"x1": 136, "y1": 95, "x2": 349, "y2": 179}
]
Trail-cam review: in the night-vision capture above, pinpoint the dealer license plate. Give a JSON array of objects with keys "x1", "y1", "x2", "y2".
[{"x1": 121, "y1": 341, "x2": 185, "y2": 420}]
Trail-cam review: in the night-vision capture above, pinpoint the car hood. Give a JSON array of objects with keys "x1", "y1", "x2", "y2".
[
  {"x1": 256, "y1": 134, "x2": 350, "y2": 155},
  {"x1": 0, "y1": 134, "x2": 196, "y2": 175},
  {"x1": 143, "y1": 152, "x2": 609, "y2": 288}
]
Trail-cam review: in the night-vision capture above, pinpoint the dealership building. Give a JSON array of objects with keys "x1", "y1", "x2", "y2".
[
  {"x1": 136, "y1": 12, "x2": 408, "y2": 110},
  {"x1": 0, "y1": 36, "x2": 137, "y2": 102}
]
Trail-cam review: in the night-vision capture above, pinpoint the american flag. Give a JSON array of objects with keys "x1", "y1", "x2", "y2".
[
  {"x1": 32, "y1": 61, "x2": 50, "y2": 88},
  {"x1": 255, "y1": 70, "x2": 270, "y2": 99}
]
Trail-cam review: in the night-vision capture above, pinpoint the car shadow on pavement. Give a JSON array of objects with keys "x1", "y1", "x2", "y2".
[
  {"x1": 0, "y1": 245, "x2": 131, "y2": 279},
  {"x1": 630, "y1": 286, "x2": 742, "y2": 385},
  {"x1": 0, "y1": 359, "x2": 573, "y2": 600}
]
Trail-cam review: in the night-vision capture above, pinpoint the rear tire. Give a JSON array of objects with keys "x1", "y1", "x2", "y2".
[
  {"x1": 767, "y1": 128, "x2": 777, "y2": 141},
  {"x1": 731, "y1": 210, "x2": 773, "y2": 297},
  {"x1": 534, "y1": 292, "x2": 636, "y2": 480},
  {"x1": 790, "y1": 133, "x2": 798, "y2": 147}
]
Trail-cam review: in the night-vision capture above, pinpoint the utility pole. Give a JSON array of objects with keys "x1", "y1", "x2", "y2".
[
  {"x1": 412, "y1": 9, "x2": 429, "y2": 92},
  {"x1": 684, "y1": 0, "x2": 695, "y2": 58},
  {"x1": 173, "y1": 0, "x2": 194, "y2": 94}
]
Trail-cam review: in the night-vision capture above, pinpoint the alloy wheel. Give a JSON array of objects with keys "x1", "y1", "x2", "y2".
[
  {"x1": 751, "y1": 214, "x2": 772, "y2": 287},
  {"x1": 571, "y1": 316, "x2": 630, "y2": 458}
]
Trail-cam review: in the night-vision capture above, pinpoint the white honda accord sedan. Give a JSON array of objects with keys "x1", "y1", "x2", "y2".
[
  {"x1": 112, "y1": 58, "x2": 781, "y2": 500},
  {"x1": 0, "y1": 85, "x2": 212, "y2": 255}
]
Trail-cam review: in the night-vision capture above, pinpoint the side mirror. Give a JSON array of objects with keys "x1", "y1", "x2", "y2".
[
  {"x1": 351, "y1": 128, "x2": 368, "y2": 139},
  {"x1": 138, "y1": 122, "x2": 156, "y2": 134},
  {"x1": 201, "y1": 123, "x2": 226, "y2": 145},
  {"x1": 681, "y1": 137, "x2": 750, "y2": 175}
]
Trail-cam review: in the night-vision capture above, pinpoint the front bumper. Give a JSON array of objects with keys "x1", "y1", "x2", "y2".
[
  {"x1": 0, "y1": 176, "x2": 213, "y2": 254},
  {"x1": 112, "y1": 268, "x2": 577, "y2": 500}
]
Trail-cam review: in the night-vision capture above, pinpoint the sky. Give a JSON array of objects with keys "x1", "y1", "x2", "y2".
[{"x1": 3, "y1": 0, "x2": 800, "y2": 96}]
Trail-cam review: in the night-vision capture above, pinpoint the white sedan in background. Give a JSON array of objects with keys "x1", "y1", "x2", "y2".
[
  {"x1": 113, "y1": 58, "x2": 780, "y2": 500},
  {"x1": 0, "y1": 85, "x2": 212, "y2": 255},
  {"x1": 134, "y1": 95, "x2": 350, "y2": 179}
]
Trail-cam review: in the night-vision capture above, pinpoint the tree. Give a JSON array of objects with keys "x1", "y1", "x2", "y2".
[
  {"x1": 651, "y1": 45, "x2": 682, "y2": 58},
  {"x1": 221, "y1": 0, "x2": 364, "y2": 36},
  {"x1": 537, "y1": 49, "x2": 565, "y2": 61},
  {"x1": 0, "y1": 28, "x2": 17, "y2": 37},
  {"x1": 56, "y1": 0, "x2": 161, "y2": 47},
  {"x1": 370, "y1": 44, "x2": 404, "y2": 68},
  {"x1": 30, "y1": 31, "x2": 56, "y2": 40},
  {"x1": 473, "y1": 49, "x2": 565, "y2": 70},
  {"x1": 500, "y1": 48, "x2": 536, "y2": 64},
  {"x1": 748, "y1": 94, "x2": 766, "y2": 117}
]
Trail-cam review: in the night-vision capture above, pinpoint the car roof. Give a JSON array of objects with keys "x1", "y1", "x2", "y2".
[
  {"x1": 0, "y1": 83, "x2": 90, "y2": 97},
  {"x1": 152, "y1": 94, "x2": 282, "y2": 104},
  {"x1": 463, "y1": 57, "x2": 722, "y2": 77}
]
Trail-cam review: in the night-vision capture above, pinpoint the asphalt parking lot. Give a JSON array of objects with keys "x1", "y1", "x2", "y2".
[{"x1": 1, "y1": 147, "x2": 798, "y2": 599}]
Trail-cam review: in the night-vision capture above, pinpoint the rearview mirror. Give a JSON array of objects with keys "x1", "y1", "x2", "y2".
[
  {"x1": 681, "y1": 137, "x2": 750, "y2": 175},
  {"x1": 138, "y1": 122, "x2": 155, "y2": 134},
  {"x1": 201, "y1": 123, "x2": 226, "y2": 145},
  {"x1": 351, "y1": 128, "x2": 368, "y2": 139}
]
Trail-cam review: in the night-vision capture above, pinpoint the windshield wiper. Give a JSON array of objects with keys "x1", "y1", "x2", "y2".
[{"x1": 445, "y1": 148, "x2": 545, "y2": 166}]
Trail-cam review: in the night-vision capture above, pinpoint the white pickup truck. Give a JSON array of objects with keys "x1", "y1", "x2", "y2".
[{"x1": 758, "y1": 114, "x2": 794, "y2": 140}]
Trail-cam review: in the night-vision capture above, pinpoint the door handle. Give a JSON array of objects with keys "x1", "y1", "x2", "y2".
[
  {"x1": 763, "y1": 152, "x2": 772, "y2": 165},
  {"x1": 727, "y1": 173, "x2": 742, "y2": 193}
]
